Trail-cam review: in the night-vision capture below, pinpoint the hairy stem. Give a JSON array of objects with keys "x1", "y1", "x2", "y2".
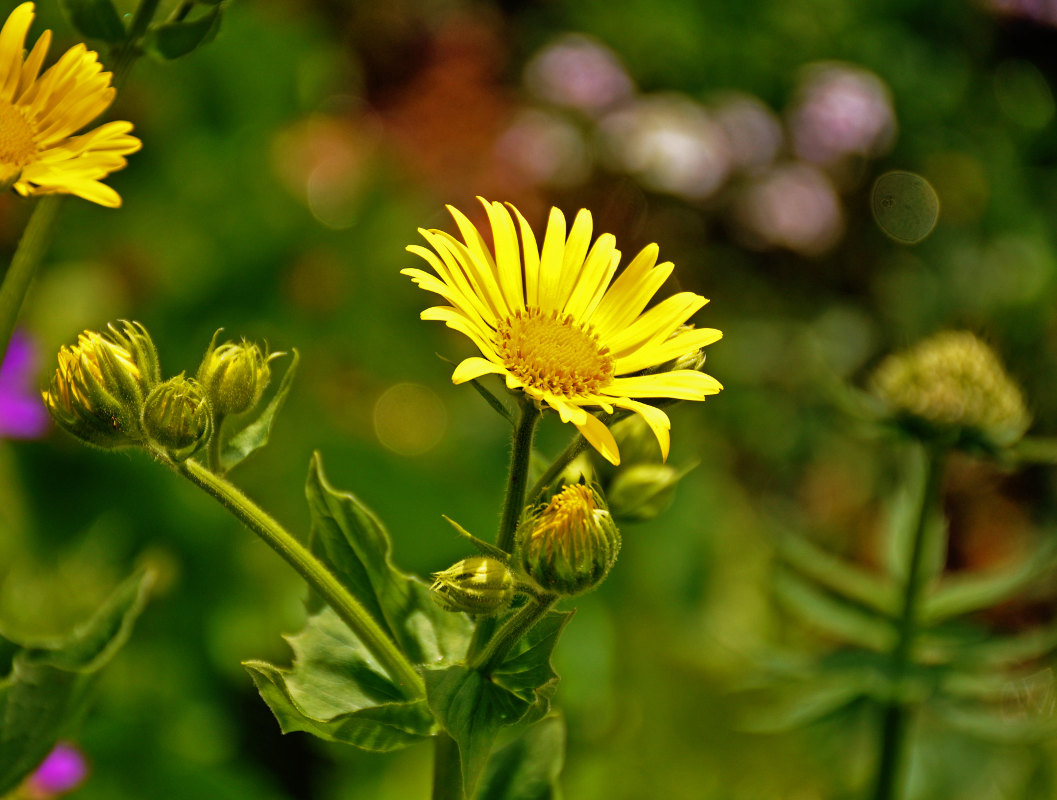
[
  {"x1": 871, "y1": 444, "x2": 945, "y2": 800},
  {"x1": 431, "y1": 731, "x2": 464, "y2": 800},
  {"x1": 0, "y1": 196, "x2": 62, "y2": 364},
  {"x1": 471, "y1": 594, "x2": 558, "y2": 674},
  {"x1": 174, "y1": 457, "x2": 424, "y2": 698}
]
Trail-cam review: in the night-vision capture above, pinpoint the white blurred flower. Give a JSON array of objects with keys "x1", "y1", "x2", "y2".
[
  {"x1": 600, "y1": 94, "x2": 733, "y2": 200},
  {"x1": 734, "y1": 163, "x2": 844, "y2": 255},
  {"x1": 789, "y1": 62, "x2": 896, "y2": 165},
  {"x1": 524, "y1": 33, "x2": 634, "y2": 114}
]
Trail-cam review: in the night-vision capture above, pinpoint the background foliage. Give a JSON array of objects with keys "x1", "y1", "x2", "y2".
[{"x1": 3, "y1": 0, "x2": 1057, "y2": 797}]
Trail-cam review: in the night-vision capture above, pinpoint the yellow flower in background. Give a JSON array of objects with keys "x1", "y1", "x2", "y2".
[
  {"x1": 404, "y1": 198, "x2": 722, "y2": 464},
  {"x1": 0, "y1": 2, "x2": 140, "y2": 207}
]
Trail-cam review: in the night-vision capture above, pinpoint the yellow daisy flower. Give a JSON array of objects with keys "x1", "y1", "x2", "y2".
[
  {"x1": 0, "y1": 2, "x2": 140, "y2": 207},
  {"x1": 403, "y1": 198, "x2": 722, "y2": 464}
]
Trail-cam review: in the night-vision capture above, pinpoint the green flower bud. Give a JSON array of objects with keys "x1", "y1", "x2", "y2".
[
  {"x1": 197, "y1": 333, "x2": 277, "y2": 417},
  {"x1": 518, "y1": 484, "x2": 621, "y2": 597},
  {"x1": 607, "y1": 463, "x2": 682, "y2": 522},
  {"x1": 431, "y1": 556, "x2": 516, "y2": 615},
  {"x1": 870, "y1": 331, "x2": 1030, "y2": 450},
  {"x1": 142, "y1": 375, "x2": 213, "y2": 461},
  {"x1": 42, "y1": 321, "x2": 160, "y2": 449}
]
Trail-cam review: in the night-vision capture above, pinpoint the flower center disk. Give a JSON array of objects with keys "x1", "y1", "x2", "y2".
[
  {"x1": 496, "y1": 308, "x2": 613, "y2": 397},
  {"x1": 0, "y1": 100, "x2": 37, "y2": 172}
]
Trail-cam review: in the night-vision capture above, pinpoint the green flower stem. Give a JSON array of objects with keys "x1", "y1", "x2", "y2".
[
  {"x1": 465, "y1": 397, "x2": 539, "y2": 664},
  {"x1": 871, "y1": 444, "x2": 946, "y2": 800},
  {"x1": 0, "y1": 196, "x2": 62, "y2": 364},
  {"x1": 207, "y1": 415, "x2": 226, "y2": 474},
  {"x1": 432, "y1": 731, "x2": 464, "y2": 800},
  {"x1": 174, "y1": 457, "x2": 425, "y2": 699},
  {"x1": 471, "y1": 594, "x2": 558, "y2": 674}
]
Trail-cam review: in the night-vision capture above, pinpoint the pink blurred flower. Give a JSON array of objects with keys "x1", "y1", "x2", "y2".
[
  {"x1": 0, "y1": 330, "x2": 48, "y2": 439},
  {"x1": 734, "y1": 163, "x2": 844, "y2": 256},
  {"x1": 22, "y1": 743, "x2": 88, "y2": 798},
  {"x1": 524, "y1": 33, "x2": 634, "y2": 115}
]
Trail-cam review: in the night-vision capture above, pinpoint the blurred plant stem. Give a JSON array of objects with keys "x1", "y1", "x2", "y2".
[
  {"x1": 110, "y1": 0, "x2": 162, "y2": 87},
  {"x1": 871, "y1": 443, "x2": 946, "y2": 800},
  {"x1": 471, "y1": 594, "x2": 558, "y2": 673},
  {"x1": 432, "y1": 732, "x2": 464, "y2": 800},
  {"x1": 172, "y1": 457, "x2": 425, "y2": 699},
  {"x1": 0, "y1": 195, "x2": 62, "y2": 364}
]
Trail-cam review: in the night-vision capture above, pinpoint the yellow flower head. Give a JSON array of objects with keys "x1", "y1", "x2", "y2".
[
  {"x1": 404, "y1": 198, "x2": 723, "y2": 464},
  {"x1": 0, "y1": 2, "x2": 141, "y2": 207}
]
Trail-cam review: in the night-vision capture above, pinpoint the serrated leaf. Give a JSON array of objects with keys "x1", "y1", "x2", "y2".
[
  {"x1": 476, "y1": 715, "x2": 566, "y2": 800},
  {"x1": 424, "y1": 666, "x2": 532, "y2": 797},
  {"x1": 219, "y1": 349, "x2": 299, "y2": 472},
  {"x1": 492, "y1": 610, "x2": 573, "y2": 703},
  {"x1": 146, "y1": 6, "x2": 221, "y2": 60},
  {"x1": 770, "y1": 527, "x2": 899, "y2": 618},
  {"x1": 773, "y1": 567, "x2": 897, "y2": 652},
  {"x1": 59, "y1": 0, "x2": 126, "y2": 43},
  {"x1": 0, "y1": 570, "x2": 152, "y2": 794},
  {"x1": 305, "y1": 453, "x2": 473, "y2": 665},
  {"x1": 922, "y1": 538, "x2": 1057, "y2": 625},
  {"x1": 243, "y1": 607, "x2": 434, "y2": 751}
]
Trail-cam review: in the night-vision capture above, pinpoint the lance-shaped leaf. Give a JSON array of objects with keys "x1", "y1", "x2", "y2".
[
  {"x1": 769, "y1": 526, "x2": 899, "y2": 619},
  {"x1": 304, "y1": 453, "x2": 472, "y2": 665},
  {"x1": 0, "y1": 570, "x2": 152, "y2": 794},
  {"x1": 476, "y1": 715, "x2": 566, "y2": 800},
  {"x1": 219, "y1": 349, "x2": 300, "y2": 473},
  {"x1": 935, "y1": 698, "x2": 1057, "y2": 744},
  {"x1": 59, "y1": 0, "x2": 126, "y2": 43},
  {"x1": 244, "y1": 608, "x2": 434, "y2": 752},
  {"x1": 939, "y1": 621, "x2": 1057, "y2": 671},
  {"x1": 146, "y1": 6, "x2": 222, "y2": 60},
  {"x1": 773, "y1": 567, "x2": 897, "y2": 652},
  {"x1": 922, "y1": 537, "x2": 1057, "y2": 625}
]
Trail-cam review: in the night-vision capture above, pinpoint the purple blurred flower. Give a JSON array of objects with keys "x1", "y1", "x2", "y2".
[
  {"x1": 24, "y1": 743, "x2": 88, "y2": 797},
  {"x1": 524, "y1": 33, "x2": 634, "y2": 115},
  {"x1": 713, "y1": 93, "x2": 784, "y2": 171},
  {"x1": 988, "y1": 0, "x2": 1057, "y2": 26},
  {"x1": 0, "y1": 330, "x2": 48, "y2": 439},
  {"x1": 734, "y1": 163, "x2": 844, "y2": 256},
  {"x1": 789, "y1": 62, "x2": 896, "y2": 165},
  {"x1": 494, "y1": 109, "x2": 592, "y2": 188}
]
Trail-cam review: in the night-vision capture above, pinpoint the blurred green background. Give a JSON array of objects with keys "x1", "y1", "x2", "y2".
[{"x1": 3, "y1": 0, "x2": 1057, "y2": 797}]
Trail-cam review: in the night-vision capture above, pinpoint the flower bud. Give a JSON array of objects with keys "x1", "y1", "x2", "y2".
[
  {"x1": 431, "y1": 556, "x2": 516, "y2": 615},
  {"x1": 197, "y1": 334, "x2": 277, "y2": 417},
  {"x1": 607, "y1": 463, "x2": 682, "y2": 522},
  {"x1": 870, "y1": 331, "x2": 1030, "y2": 449},
  {"x1": 42, "y1": 321, "x2": 159, "y2": 448},
  {"x1": 518, "y1": 484, "x2": 621, "y2": 596},
  {"x1": 142, "y1": 375, "x2": 213, "y2": 461}
]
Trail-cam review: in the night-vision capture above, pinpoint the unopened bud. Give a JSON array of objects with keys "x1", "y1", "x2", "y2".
[
  {"x1": 142, "y1": 375, "x2": 213, "y2": 461},
  {"x1": 431, "y1": 556, "x2": 516, "y2": 615},
  {"x1": 870, "y1": 331, "x2": 1030, "y2": 449},
  {"x1": 607, "y1": 463, "x2": 682, "y2": 522},
  {"x1": 42, "y1": 321, "x2": 159, "y2": 448},
  {"x1": 197, "y1": 333, "x2": 277, "y2": 417},
  {"x1": 518, "y1": 484, "x2": 621, "y2": 596}
]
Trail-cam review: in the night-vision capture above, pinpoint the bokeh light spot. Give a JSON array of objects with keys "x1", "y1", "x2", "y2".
[
  {"x1": 373, "y1": 382, "x2": 447, "y2": 456},
  {"x1": 993, "y1": 59, "x2": 1055, "y2": 130},
  {"x1": 871, "y1": 171, "x2": 940, "y2": 244}
]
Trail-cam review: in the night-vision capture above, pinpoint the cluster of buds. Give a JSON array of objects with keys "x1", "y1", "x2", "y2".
[
  {"x1": 42, "y1": 322, "x2": 278, "y2": 464},
  {"x1": 870, "y1": 330, "x2": 1030, "y2": 450}
]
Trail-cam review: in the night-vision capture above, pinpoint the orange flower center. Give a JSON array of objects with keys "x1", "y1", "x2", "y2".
[
  {"x1": 496, "y1": 307, "x2": 613, "y2": 398},
  {"x1": 0, "y1": 100, "x2": 37, "y2": 181}
]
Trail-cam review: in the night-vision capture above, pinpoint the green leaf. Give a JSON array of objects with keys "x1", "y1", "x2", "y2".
[
  {"x1": 476, "y1": 715, "x2": 566, "y2": 800},
  {"x1": 59, "y1": 0, "x2": 126, "y2": 43},
  {"x1": 922, "y1": 537, "x2": 1057, "y2": 624},
  {"x1": 935, "y1": 698, "x2": 1057, "y2": 744},
  {"x1": 492, "y1": 610, "x2": 573, "y2": 704},
  {"x1": 219, "y1": 349, "x2": 299, "y2": 473},
  {"x1": 0, "y1": 570, "x2": 152, "y2": 794},
  {"x1": 243, "y1": 608, "x2": 434, "y2": 751},
  {"x1": 769, "y1": 526, "x2": 899, "y2": 618},
  {"x1": 146, "y1": 6, "x2": 221, "y2": 60},
  {"x1": 424, "y1": 666, "x2": 532, "y2": 797},
  {"x1": 773, "y1": 567, "x2": 897, "y2": 652},
  {"x1": 305, "y1": 453, "x2": 473, "y2": 665}
]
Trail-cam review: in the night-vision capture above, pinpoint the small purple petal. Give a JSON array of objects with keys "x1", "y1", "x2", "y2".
[
  {"x1": 26, "y1": 743, "x2": 88, "y2": 795},
  {"x1": 0, "y1": 330, "x2": 49, "y2": 439}
]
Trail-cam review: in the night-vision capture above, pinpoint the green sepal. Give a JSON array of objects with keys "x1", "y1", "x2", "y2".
[
  {"x1": 425, "y1": 608, "x2": 572, "y2": 796},
  {"x1": 0, "y1": 570, "x2": 152, "y2": 794},
  {"x1": 476, "y1": 714, "x2": 566, "y2": 800},
  {"x1": 145, "y1": 6, "x2": 221, "y2": 60},
  {"x1": 443, "y1": 515, "x2": 510, "y2": 562},
  {"x1": 58, "y1": 0, "x2": 126, "y2": 43},
  {"x1": 304, "y1": 453, "x2": 473, "y2": 664},
  {"x1": 243, "y1": 608, "x2": 434, "y2": 752},
  {"x1": 219, "y1": 349, "x2": 299, "y2": 473}
]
